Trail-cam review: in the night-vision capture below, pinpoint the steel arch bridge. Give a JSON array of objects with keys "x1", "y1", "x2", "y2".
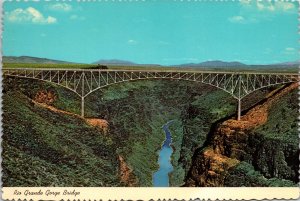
[{"x1": 3, "y1": 68, "x2": 299, "y2": 120}]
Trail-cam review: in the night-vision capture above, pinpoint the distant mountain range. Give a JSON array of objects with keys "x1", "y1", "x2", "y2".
[
  {"x1": 3, "y1": 56, "x2": 75, "y2": 64},
  {"x1": 93, "y1": 59, "x2": 163, "y2": 67},
  {"x1": 273, "y1": 61, "x2": 300, "y2": 66},
  {"x1": 174, "y1": 60, "x2": 247, "y2": 68},
  {"x1": 93, "y1": 59, "x2": 137, "y2": 65},
  {"x1": 93, "y1": 59, "x2": 249, "y2": 67},
  {"x1": 3, "y1": 56, "x2": 299, "y2": 68},
  {"x1": 175, "y1": 60, "x2": 300, "y2": 68}
]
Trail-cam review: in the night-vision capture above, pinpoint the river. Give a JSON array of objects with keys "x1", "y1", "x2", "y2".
[{"x1": 152, "y1": 121, "x2": 174, "y2": 187}]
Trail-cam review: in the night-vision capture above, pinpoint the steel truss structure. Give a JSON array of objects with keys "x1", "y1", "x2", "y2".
[{"x1": 3, "y1": 68, "x2": 299, "y2": 120}]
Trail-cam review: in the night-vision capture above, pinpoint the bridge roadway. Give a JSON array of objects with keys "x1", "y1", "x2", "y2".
[
  {"x1": 3, "y1": 68, "x2": 299, "y2": 120},
  {"x1": 3, "y1": 67, "x2": 298, "y2": 74}
]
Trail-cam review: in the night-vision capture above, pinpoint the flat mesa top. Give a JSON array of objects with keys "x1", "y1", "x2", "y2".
[{"x1": 2, "y1": 68, "x2": 299, "y2": 76}]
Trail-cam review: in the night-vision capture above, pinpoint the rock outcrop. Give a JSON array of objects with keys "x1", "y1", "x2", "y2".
[
  {"x1": 118, "y1": 155, "x2": 138, "y2": 186},
  {"x1": 34, "y1": 90, "x2": 57, "y2": 105},
  {"x1": 85, "y1": 118, "x2": 109, "y2": 135},
  {"x1": 185, "y1": 83, "x2": 298, "y2": 187}
]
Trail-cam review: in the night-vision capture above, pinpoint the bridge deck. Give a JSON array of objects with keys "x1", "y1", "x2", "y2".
[{"x1": 2, "y1": 68, "x2": 299, "y2": 76}]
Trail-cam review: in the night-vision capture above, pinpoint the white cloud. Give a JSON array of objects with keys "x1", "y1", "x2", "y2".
[
  {"x1": 228, "y1": 15, "x2": 258, "y2": 24},
  {"x1": 241, "y1": 1, "x2": 295, "y2": 12},
  {"x1": 285, "y1": 47, "x2": 295, "y2": 51},
  {"x1": 276, "y1": 1, "x2": 295, "y2": 11},
  {"x1": 6, "y1": 7, "x2": 57, "y2": 24},
  {"x1": 240, "y1": 0, "x2": 251, "y2": 5},
  {"x1": 128, "y1": 39, "x2": 138, "y2": 45},
  {"x1": 47, "y1": 3, "x2": 72, "y2": 12},
  {"x1": 231, "y1": 1, "x2": 296, "y2": 24},
  {"x1": 283, "y1": 47, "x2": 296, "y2": 55},
  {"x1": 256, "y1": 1, "x2": 275, "y2": 11},
  {"x1": 70, "y1": 15, "x2": 85, "y2": 21},
  {"x1": 228, "y1": 16, "x2": 245, "y2": 23}
]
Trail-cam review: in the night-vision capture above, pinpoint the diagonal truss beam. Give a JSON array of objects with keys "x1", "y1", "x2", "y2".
[{"x1": 3, "y1": 68, "x2": 299, "y2": 118}]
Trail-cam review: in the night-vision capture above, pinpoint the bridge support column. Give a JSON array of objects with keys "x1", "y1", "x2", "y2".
[
  {"x1": 237, "y1": 98, "x2": 241, "y2": 121},
  {"x1": 81, "y1": 96, "x2": 85, "y2": 118}
]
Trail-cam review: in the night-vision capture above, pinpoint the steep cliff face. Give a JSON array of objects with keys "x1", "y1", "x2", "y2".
[{"x1": 185, "y1": 83, "x2": 298, "y2": 187}]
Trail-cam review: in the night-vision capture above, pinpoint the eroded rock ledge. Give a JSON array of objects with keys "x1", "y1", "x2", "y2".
[{"x1": 185, "y1": 83, "x2": 298, "y2": 187}]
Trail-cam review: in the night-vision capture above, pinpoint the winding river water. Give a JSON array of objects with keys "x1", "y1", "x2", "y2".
[{"x1": 153, "y1": 121, "x2": 174, "y2": 187}]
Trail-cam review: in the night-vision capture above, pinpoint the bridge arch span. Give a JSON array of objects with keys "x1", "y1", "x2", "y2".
[
  {"x1": 4, "y1": 74, "x2": 82, "y2": 97},
  {"x1": 83, "y1": 76, "x2": 296, "y2": 99},
  {"x1": 82, "y1": 77, "x2": 235, "y2": 99},
  {"x1": 81, "y1": 76, "x2": 297, "y2": 121},
  {"x1": 3, "y1": 68, "x2": 298, "y2": 120}
]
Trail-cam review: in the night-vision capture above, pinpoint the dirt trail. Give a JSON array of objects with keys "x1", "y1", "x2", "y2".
[{"x1": 32, "y1": 91, "x2": 109, "y2": 134}]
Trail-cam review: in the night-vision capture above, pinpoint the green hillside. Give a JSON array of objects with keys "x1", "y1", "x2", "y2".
[{"x1": 2, "y1": 91, "x2": 120, "y2": 186}]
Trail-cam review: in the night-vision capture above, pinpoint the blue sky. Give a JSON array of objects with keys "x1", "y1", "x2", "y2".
[{"x1": 3, "y1": 1, "x2": 298, "y2": 65}]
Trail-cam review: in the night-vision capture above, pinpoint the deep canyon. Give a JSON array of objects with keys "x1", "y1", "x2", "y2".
[{"x1": 2, "y1": 78, "x2": 298, "y2": 187}]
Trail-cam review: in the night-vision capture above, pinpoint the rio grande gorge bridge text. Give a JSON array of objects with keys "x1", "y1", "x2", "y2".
[{"x1": 3, "y1": 68, "x2": 299, "y2": 120}]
